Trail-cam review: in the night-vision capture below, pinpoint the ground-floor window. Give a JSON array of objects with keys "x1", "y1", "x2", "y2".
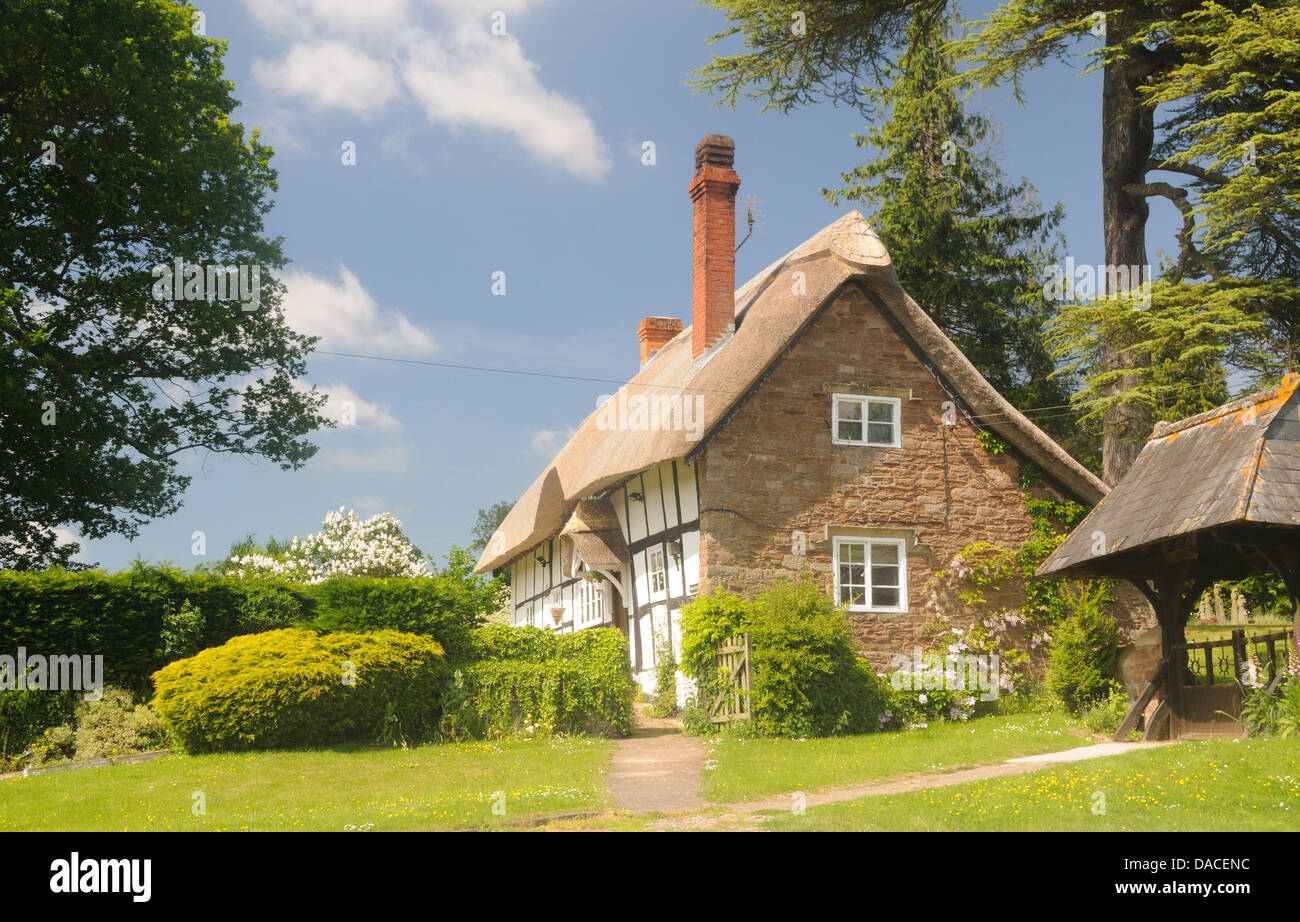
[
  {"x1": 577, "y1": 576, "x2": 608, "y2": 627},
  {"x1": 833, "y1": 536, "x2": 907, "y2": 612}
]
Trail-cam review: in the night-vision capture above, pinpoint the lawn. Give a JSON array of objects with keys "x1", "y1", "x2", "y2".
[
  {"x1": 702, "y1": 712, "x2": 1090, "y2": 803},
  {"x1": 760, "y1": 736, "x2": 1300, "y2": 831},
  {"x1": 0, "y1": 737, "x2": 612, "y2": 831}
]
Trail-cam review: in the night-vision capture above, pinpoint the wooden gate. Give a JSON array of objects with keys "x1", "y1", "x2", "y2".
[
  {"x1": 704, "y1": 634, "x2": 751, "y2": 725},
  {"x1": 1118, "y1": 627, "x2": 1294, "y2": 740}
]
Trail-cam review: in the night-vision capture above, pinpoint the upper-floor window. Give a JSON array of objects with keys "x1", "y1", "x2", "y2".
[
  {"x1": 832, "y1": 394, "x2": 901, "y2": 447},
  {"x1": 833, "y1": 536, "x2": 907, "y2": 612},
  {"x1": 648, "y1": 547, "x2": 667, "y2": 595}
]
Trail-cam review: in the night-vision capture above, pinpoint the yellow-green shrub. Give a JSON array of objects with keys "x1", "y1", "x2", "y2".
[{"x1": 151, "y1": 628, "x2": 446, "y2": 751}]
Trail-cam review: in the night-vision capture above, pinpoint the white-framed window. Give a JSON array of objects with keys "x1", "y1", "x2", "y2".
[
  {"x1": 577, "y1": 577, "x2": 607, "y2": 627},
  {"x1": 833, "y1": 536, "x2": 907, "y2": 612},
  {"x1": 648, "y1": 547, "x2": 667, "y2": 595},
  {"x1": 832, "y1": 394, "x2": 901, "y2": 447}
]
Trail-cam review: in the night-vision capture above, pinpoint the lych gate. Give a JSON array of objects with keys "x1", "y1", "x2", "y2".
[{"x1": 1038, "y1": 376, "x2": 1300, "y2": 740}]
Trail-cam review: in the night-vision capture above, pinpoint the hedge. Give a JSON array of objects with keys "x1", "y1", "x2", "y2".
[
  {"x1": 442, "y1": 626, "x2": 636, "y2": 737},
  {"x1": 0, "y1": 567, "x2": 314, "y2": 694},
  {"x1": 310, "y1": 576, "x2": 482, "y2": 661},
  {"x1": 151, "y1": 628, "x2": 447, "y2": 751},
  {"x1": 0, "y1": 566, "x2": 497, "y2": 694},
  {"x1": 680, "y1": 579, "x2": 888, "y2": 737}
]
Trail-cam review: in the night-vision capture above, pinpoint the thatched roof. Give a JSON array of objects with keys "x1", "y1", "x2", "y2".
[
  {"x1": 558, "y1": 498, "x2": 630, "y2": 569},
  {"x1": 1038, "y1": 374, "x2": 1300, "y2": 579},
  {"x1": 476, "y1": 211, "x2": 1108, "y2": 574}
]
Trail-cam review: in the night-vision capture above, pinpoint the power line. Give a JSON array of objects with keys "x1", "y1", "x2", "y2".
[{"x1": 314, "y1": 348, "x2": 1247, "y2": 428}]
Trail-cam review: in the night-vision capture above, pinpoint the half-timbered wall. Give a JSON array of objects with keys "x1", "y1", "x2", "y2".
[{"x1": 506, "y1": 459, "x2": 701, "y2": 693}]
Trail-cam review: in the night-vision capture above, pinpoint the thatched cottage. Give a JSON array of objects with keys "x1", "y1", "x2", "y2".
[{"x1": 474, "y1": 134, "x2": 1115, "y2": 692}]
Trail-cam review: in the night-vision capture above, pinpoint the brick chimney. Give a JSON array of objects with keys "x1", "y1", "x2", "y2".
[
  {"x1": 637, "y1": 316, "x2": 683, "y2": 366},
  {"x1": 689, "y1": 134, "x2": 740, "y2": 360}
]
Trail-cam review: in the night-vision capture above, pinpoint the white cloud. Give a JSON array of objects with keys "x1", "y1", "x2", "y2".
[
  {"x1": 244, "y1": 0, "x2": 610, "y2": 180},
  {"x1": 52, "y1": 527, "x2": 91, "y2": 563},
  {"x1": 318, "y1": 381, "x2": 402, "y2": 432},
  {"x1": 252, "y1": 42, "x2": 401, "y2": 117},
  {"x1": 280, "y1": 265, "x2": 437, "y2": 356},
  {"x1": 350, "y1": 495, "x2": 388, "y2": 515},
  {"x1": 530, "y1": 426, "x2": 575, "y2": 456}
]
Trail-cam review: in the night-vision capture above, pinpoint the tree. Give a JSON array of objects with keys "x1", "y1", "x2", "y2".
[
  {"x1": 469, "y1": 501, "x2": 513, "y2": 555},
  {"x1": 690, "y1": 0, "x2": 1300, "y2": 482},
  {"x1": 1044, "y1": 2, "x2": 1300, "y2": 429},
  {"x1": 221, "y1": 508, "x2": 430, "y2": 583},
  {"x1": 0, "y1": 0, "x2": 329, "y2": 569},
  {"x1": 823, "y1": 11, "x2": 1081, "y2": 459}
]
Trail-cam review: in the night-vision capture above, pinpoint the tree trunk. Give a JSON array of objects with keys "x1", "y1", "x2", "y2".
[{"x1": 1099, "y1": 20, "x2": 1156, "y2": 485}]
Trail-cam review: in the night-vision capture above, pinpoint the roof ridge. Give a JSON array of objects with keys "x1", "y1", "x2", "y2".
[{"x1": 1153, "y1": 373, "x2": 1300, "y2": 439}]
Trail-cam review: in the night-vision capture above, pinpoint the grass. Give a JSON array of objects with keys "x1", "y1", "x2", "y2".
[
  {"x1": 0, "y1": 737, "x2": 612, "y2": 831},
  {"x1": 760, "y1": 736, "x2": 1300, "y2": 831},
  {"x1": 701, "y1": 712, "x2": 1090, "y2": 803}
]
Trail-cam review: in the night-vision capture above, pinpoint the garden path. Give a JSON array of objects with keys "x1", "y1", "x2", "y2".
[
  {"x1": 643, "y1": 739, "x2": 1178, "y2": 828},
  {"x1": 605, "y1": 706, "x2": 707, "y2": 813}
]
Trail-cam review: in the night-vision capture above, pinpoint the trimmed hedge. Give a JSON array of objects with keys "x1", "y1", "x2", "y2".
[
  {"x1": 680, "y1": 579, "x2": 888, "y2": 737},
  {"x1": 151, "y1": 629, "x2": 447, "y2": 751},
  {"x1": 311, "y1": 576, "x2": 482, "y2": 661},
  {"x1": 0, "y1": 567, "x2": 313, "y2": 693},
  {"x1": 442, "y1": 626, "x2": 636, "y2": 737}
]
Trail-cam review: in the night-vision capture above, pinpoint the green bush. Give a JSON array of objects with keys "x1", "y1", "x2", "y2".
[
  {"x1": 441, "y1": 626, "x2": 636, "y2": 738},
  {"x1": 310, "y1": 568, "x2": 500, "y2": 662},
  {"x1": 151, "y1": 628, "x2": 447, "y2": 752},
  {"x1": 71, "y1": 687, "x2": 169, "y2": 759},
  {"x1": 1081, "y1": 681, "x2": 1129, "y2": 736},
  {"x1": 456, "y1": 622, "x2": 558, "y2": 665},
  {"x1": 1242, "y1": 675, "x2": 1300, "y2": 737},
  {"x1": 647, "y1": 636, "x2": 678, "y2": 718},
  {"x1": 1046, "y1": 596, "x2": 1122, "y2": 714},
  {"x1": 0, "y1": 687, "x2": 78, "y2": 767},
  {"x1": 680, "y1": 580, "x2": 888, "y2": 737}
]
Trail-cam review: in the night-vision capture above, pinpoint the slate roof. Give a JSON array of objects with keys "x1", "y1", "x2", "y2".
[
  {"x1": 1038, "y1": 374, "x2": 1300, "y2": 578},
  {"x1": 475, "y1": 211, "x2": 1109, "y2": 574}
]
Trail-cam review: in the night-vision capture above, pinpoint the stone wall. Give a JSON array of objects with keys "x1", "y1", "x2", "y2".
[{"x1": 696, "y1": 283, "x2": 1152, "y2": 669}]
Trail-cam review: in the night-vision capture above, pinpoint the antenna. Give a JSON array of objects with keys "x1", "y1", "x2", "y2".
[{"x1": 735, "y1": 194, "x2": 766, "y2": 253}]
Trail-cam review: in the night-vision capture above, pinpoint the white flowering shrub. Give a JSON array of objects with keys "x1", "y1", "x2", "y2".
[{"x1": 224, "y1": 508, "x2": 430, "y2": 583}]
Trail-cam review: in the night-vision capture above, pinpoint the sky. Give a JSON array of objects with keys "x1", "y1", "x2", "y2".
[{"x1": 72, "y1": 0, "x2": 1183, "y2": 571}]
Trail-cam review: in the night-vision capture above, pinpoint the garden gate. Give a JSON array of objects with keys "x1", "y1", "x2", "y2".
[{"x1": 705, "y1": 633, "x2": 751, "y2": 725}]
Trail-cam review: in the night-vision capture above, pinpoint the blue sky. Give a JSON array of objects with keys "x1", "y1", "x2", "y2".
[{"x1": 75, "y1": 0, "x2": 1182, "y2": 571}]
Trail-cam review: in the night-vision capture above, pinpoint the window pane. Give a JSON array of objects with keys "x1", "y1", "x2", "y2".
[
  {"x1": 844, "y1": 543, "x2": 865, "y2": 563},
  {"x1": 870, "y1": 543, "x2": 898, "y2": 565},
  {"x1": 838, "y1": 399, "x2": 863, "y2": 421},
  {"x1": 849, "y1": 587, "x2": 866, "y2": 605},
  {"x1": 838, "y1": 420, "x2": 863, "y2": 442},
  {"x1": 867, "y1": 401, "x2": 893, "y2": 423},
  {"x1": 873, "y1": 587, "x2": 899, "y2": 608},
  {"x1": 871, "y1": 566, "x2": 898, "y2": 588},
  {"x1": 866, "y1": 422, "x2": 893, "y2": 445}
]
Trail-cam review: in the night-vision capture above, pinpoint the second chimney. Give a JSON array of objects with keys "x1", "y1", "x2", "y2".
[
  {"x1": 689, "y1": 134, "x2": 740, "y2": 361},
  {"x1": 638, "y1": 316, "x2": 683, "y2": 366}
]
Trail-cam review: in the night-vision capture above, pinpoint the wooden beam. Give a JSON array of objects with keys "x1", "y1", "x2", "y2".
[{"x1": 1113, "y1": 661, "x2": 1167, "y2": 741}]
